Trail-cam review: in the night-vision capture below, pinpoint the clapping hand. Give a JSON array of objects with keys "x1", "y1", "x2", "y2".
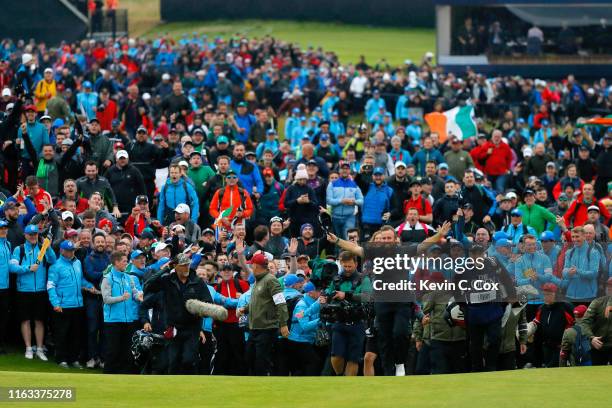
[
  {"x1": 438, "y1": 221, "x2": 452, "y2": 237},
  {"x1": 235, "y1": 238, "x2": 245, "y2": 255},
  {"x1": 288, "y1": 238, "x2": 298, "y2": 254}
]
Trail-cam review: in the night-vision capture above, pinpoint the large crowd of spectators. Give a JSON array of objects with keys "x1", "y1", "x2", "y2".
[{"x1": 0, "y1": 33, "x2": 610, "y2": 376}]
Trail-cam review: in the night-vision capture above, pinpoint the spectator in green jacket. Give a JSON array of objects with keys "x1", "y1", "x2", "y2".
[
  {"x1": 579, "y1": 278, "x2": 612, "y2": 365},
  {"x1": 517, "y1": 189, "x2": 557, "y2": 234}
]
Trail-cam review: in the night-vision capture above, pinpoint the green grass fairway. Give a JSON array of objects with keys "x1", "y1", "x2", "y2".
[
  {"x1": 122, "y1": 1, "x2": 435, "y2": 65},
  {"x1": 0, "y1": 366, "x2": 609, "y2": 407}
]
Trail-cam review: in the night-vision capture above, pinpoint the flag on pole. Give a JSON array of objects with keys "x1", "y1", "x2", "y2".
[
  {"x1": 213, "y1": 206, "x2": 234, "y2": 229},
  {"x1": 424, "y1": 105, "x2": 477, "y2": 142},
  {"x1": 576, "y1": 115, "x2": 612, "y2": 128}
]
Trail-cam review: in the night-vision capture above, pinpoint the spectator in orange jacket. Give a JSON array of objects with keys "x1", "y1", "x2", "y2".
[
  {"x1": 209, "y1": 169, "x2": 254, "y2": 229},
  {"x1": 472, "y1": 130, "x2": 513, "y2": 193},
  {"x1": 563, "y1": 183, "x2": 610, "y2": 228}
]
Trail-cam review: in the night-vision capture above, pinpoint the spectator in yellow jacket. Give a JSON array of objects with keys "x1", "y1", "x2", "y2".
[{"x1": 34, "y1": 68, "x2": 57, "y2": 113}]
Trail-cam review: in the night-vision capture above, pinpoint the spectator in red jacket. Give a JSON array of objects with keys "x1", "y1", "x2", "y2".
[
  {"x1": 24, "y1": 175, "x2": 53, "y2": 212},
  {"x1": 472, "y1": 130, "x2": 513, "y2": 193},
  {"x1": 95, "y1": 89, "x2": 118, "y2": 131},
  {"x1": 563, "y1": 183, "x2": 611, "y2": 227},
  {"x1": 469, "y1": 134, "x2": 488, "y2": 172},
  {"x1": 214, "y1": 263, "x2": 249, "y2": 375},
  {"x1": 533, "y1": 104, "x2": 550, "y2": 130},
  {"x1": 124, "y1": 195, "x2": 152, "y2": 237}
]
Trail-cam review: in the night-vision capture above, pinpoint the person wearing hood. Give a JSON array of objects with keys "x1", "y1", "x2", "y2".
[
  {"x1": 284, "y1": 168, "x2": 321, "y2": 237},
  {"x1": 0, "y1": 192, "x2": 38, "y2": 247},
  {"x1": 287, "y1": 281, "x2": 322, "y2": 375}
]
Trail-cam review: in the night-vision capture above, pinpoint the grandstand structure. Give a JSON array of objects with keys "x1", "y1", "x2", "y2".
[
  {"x1": 435, "y1": 0, "x2": 612, "y2": 78},
  {"x1": 0, "y1": 0, "x2": 128, "y2": 44}
]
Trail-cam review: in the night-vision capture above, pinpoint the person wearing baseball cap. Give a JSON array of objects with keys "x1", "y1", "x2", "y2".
[
  {"x1": 361, "y1": 163, "x2": 394, "y2": 238},
  {"x1": 505, "y1": 208, "x2": 537, "y2": 246},
  {"x1": 35, "y1": 67, "x2": 57, "y2": 113},
  {"x1": 234, "y1": 100, "x2": 257, "y2": 144},
  {"x1": 538, "y1": 230, "x2": 561, "y2": 270},
  {"x1": 11, "y1": 222, "x2": 58, "y2": 361},
  {"x1": 142, "y1": 250, "x2": 211, "y2": 374},
  {"x1": 533, "y1": 282, "x2": 576, "y2": 367},
  {"x1": 237, "y1": 250, "x2": 289, "y2": 376},
  {"x1": 255, "y1": 129, "x2": 280, "y2": 160},
  {"x1": 559, "y1": 305, "x2": 591, "y2": 367},
  {"x1": 172, "y1": 203, "x2": 201, "y2": 244},
  {"x1": 209, "y1": 166, "x2": 254, "y2": 230},
  {"x1": 105, "y1": 148, "x2": 146, "y2": 219},
  {"x1": 47, "y1": 240, "x2": 95, "y2": 368},
  {"x1": 187, "y1": 147, "x2": 215, "y2": 203},
  {"x1": 274, "y1": 271, "x2": 306, "y2": 375},
  {"x1": 516, "y1": 187, "x2": 557, "y2": 235},
  {"x1": 286, "y1": 279, "x2": 323, "y2": 375},
  {"x1": 213, "y1": 256, "x2": 250, "y2": 375},
  {"x1": 18, "y1": 103, "x2": 49, "y2": 164}
]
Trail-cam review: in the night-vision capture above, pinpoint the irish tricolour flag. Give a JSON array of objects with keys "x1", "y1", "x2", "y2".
[
  {"x1": 213, "y1": 206, "x2": 234, "y2": 228},
  {"x1": 424, "y1": 105, "x2": 477, "y2": 142}
]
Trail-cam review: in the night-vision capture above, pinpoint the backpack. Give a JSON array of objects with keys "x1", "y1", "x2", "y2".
[
  {"x1": 572, "y1": 324, "x2": 592, "y2": 366},
  {"x1": 217, "y1": 186, "x2": 247, "y2": 212},
  {"x1": 286, "y1": 295, "x2": 303, "y2": 330}
]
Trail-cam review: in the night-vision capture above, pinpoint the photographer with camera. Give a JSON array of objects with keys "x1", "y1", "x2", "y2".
[{"x1": 324, "y1": 250, "x2": 372, "y2": 376}]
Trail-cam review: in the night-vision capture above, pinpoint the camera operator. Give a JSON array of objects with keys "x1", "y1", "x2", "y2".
[
  {"x1": 324, "y1": 250, "x2": 372, "y2": 376},
  {"x1": 327, "y1": 222, "x2": 451, "y2": 375},
  {"x1": 143, "y1": 253, "x2": 212, "y2": 374}
]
